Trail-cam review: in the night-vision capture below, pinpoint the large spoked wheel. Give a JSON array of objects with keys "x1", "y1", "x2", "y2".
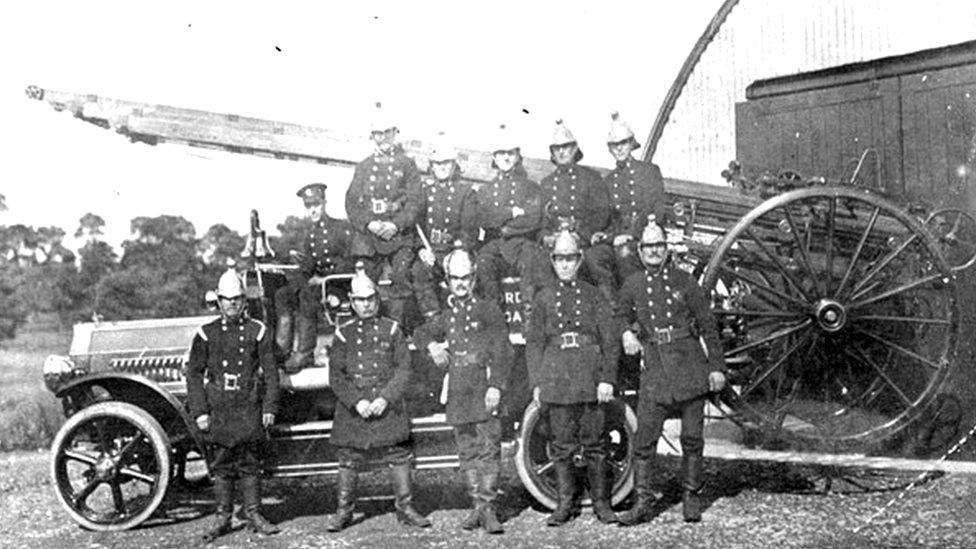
[
  {"x1": 514, "y1": 400, "x2": 637, "y2": 510},
  {"x1": 51, "y1": 401, "x2": 172, "y2": 531},
  {"x1": 704, "y1": 187, "x2": 957, "y2": 449}
]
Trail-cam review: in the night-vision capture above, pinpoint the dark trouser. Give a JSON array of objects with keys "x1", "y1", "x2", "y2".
[
  {"x1": 411, "y1": 249, "x2": 448, "y2": 316},
  {"x1": 210, "y1": 440, "x2": 262, "y2": 480},
  {"x1": 359, "y1": 248, "x2": 416, "y2": 297},
  {"x1": 453, "y1": 418, "x2": 502, "y2": 475},
  {"x1": 548, "y1": 402, "x2": 606, "y2": 463},
  {"x1": 335, "y1": 442, "x2": 414, "y2": 469},
  {"x1": 477, "y1": 237, "x2": 553, "y2": 303},
  {"x1": 332, "y1": 442, "x2": 430, "y2": 528},
  {"x1": 582, "y1": 242, "x2": 618, "y2": 304},
  {"x1": 633, "y1": 396, "x2": 705, "y2": 461}
]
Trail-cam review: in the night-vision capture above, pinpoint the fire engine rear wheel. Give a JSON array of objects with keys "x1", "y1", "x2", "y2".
[
  {"x1": 704, "y1": 187, "x2": 956, "y2": 449},
  {"x1": 51, "y1": 401, "x2": 172, "y2": 531},
  {"x1": 514, "y1": 400, "x2": 637, "y2": 510}
]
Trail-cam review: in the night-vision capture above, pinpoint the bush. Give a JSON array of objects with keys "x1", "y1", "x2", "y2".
[{"x1": 0, "y1": 387, "x2": 62, "y2": 451}]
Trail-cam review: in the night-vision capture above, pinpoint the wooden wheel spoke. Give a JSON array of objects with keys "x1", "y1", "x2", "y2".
[
  {"x1": 64, "y1": 449, "x2": 98, "y2": 466},
  {"x1": 849, "y1": 272, "x2": 944, "y2": 310},
  {"x1": 783, "y1": 208, "x2": 822, "y2": 295},
  {"x1": 744, "y1": 226, "x2": 814, "y2": 301},
  {"x1": 849, "y1": 314, "x2": 951, "y2": 326},
  {"x1": 110, "y1": 480, "x2": 126, "y2": 515},
  {"x1": 535, "y1": 461, "x2": 554, "y2": 476},
  {"x1": 714, "y1": 309, "x2": 806, "y2": 319},
  {"x1": 835, "y1": 206, "x2": 881, "y2": 298},
  {"x1": 825, "y1": 197, "x2": 837, "y2": 295},
  {"x1": 842, "y1": 348, "x2": 914, "y2": 408},
  {"x1": 118, "y1": 467, "x2": 156, "y2": 485},
  {"x1": 719, "y1": 266, "x2": 811, "y2": 311},
  {"x1": 725, "y1": 319, "x2": 813, "y2": 361},
  {"x1": 73, "y1": 478, "x2": 101, "y2": 507},
  {"x1": 852, "y1": 327, "x2": 944, "y2": 371},
  {"x1": 116, "y1": 433, "x2": 147, "y2": 462},
  {"x1": 849, "y1": 232, "x2": 919, "y2": 297},
  {"x1": 739, "y1": 332, "x2": 813, "y2": 398}
]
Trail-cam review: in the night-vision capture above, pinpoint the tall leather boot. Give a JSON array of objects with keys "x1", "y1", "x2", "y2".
[
  {"x1": 546, "y1": 461, "x2": 578, "y2": 526},
  {"x1": 283, "y1": 313, "x2": 315, "y2": 373},
  {"x1": 480, "y1": 470, "x2": 504, "y2": 534},
  {"x1": 682, "y1": 453, "x2": 704, "y2": 523},
  {"x1": 586, "y1": 455, "x2": 618, "y2": 524},
  {"x1": 617, "y1": 458, "x2": 654, "y2": 526},
  {"x1": 202, "y1": 476, "x2": 234, "y2": 543},
  {"x1": 275, "y1": 313, "x2": 294, "y2": 363},
  {"x1": 241, "y1": 476, "x2": 280, "y2": 535},
  {"x1": 390, "y1": 463, "x2": 432, "y2": 528},
  {"x1": 327, "y1": 466, "x2": 357, "y2": 532},
  {"x1": 459, "y1": 468, "x2": 482, "y2": 531}
]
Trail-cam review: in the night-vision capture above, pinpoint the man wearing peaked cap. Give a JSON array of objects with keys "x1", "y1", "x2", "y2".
[
  {"x1": 186, "y1": 269, "x2": 281, "y2": 541},
  {"x1": 471, "y1": 123, "x2": 553, "y2": 308},
  {"x1": 614, "y1": 217, "x2": 726, "y2": 525},
  {"x1": 412, "y1": 133, "x2": 479, "y2": 317},
  {"x1": 604, "y1": 111, "x2": 672, "y2": 283},
  {"x1": 275, "y1": 182, "x2": 353, "y2": 373},
  {"x1": 326, "y1": 262, "x2": 432, "y2": 532},
  {"x1": 525, "y1": 231, "x2": 619, "y2": 526},
  {"x1": 540, "y1": 119, "x2": 617, "y2": 305},
  {"x1": 414, "y1": 245, "x2": 512, "y2": 533},
  {"x1": 345, "y1": 101, "x2": 423, "y2": 325}
]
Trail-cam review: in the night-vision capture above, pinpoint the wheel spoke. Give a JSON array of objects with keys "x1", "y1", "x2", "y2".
[
  {"x1": 825, "y1": 197, "x2": 837, "y2": 295},
  {"x1": 852, "y1": 327, "x2": 944, "y2": 371},
  {"x1": 118, "y1": 467, "x2": 157, "y2": 485},
  {"x1": 835, "y1": 207, "x2": 881, "y2": 298},
  {"x1": 842, "y1": 347, "x2": 914, "y2": 408},
  {"x1": 719, "y1": 266, "x2": 811, "y2": 311},
  {"x1": 849, "y1": 272, "x2": 945, "y2": 310},
  {"x1": 850, "y1": 314, "x2": 951, "y2": 326},
  {"x1": 73, "y1": 478, "x2": 101, "y2": 507},
  {"x1": 739, "y1": 331, "x2": 813, "y2": 398},
  {"x1": 725, "y1": 320, "x2": 812, "y2": 362},
  {"x1": 714, "y1": 309, "x2": 807, "y2": 319},
  {"x1": 116, "y1": 432, "x2": 147, "y2": 462},
  {"x1": 63, "y1": 449, "x2": 98, "y2": 466},
  {"x1": 744, "y1": 227, "x2": 814, "y2": 301},
  {"x1": 110, "y1": 480, "x2": 126, "y2": 516},
  {"x1": 535, "y1": 461, "x2": 554, "y2": 476},
  {"x1": 848, "y1": 232, "x2": 920, "y2": 298},
  {"x1": 783, "y1": 208, "x2": 823, "y2": 296}
]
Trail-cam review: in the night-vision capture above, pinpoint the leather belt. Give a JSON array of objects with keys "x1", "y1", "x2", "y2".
[
  {"x1": 371, "y1": 198, "x2": 401, "y2": 215},
  {"x1": 210, "y1": 373, "x2": 255, "y2": 392},
  {"x1": 429, "y1": 228, "x2": 453, "y2": 246},
  {"x1": 548, "y1": 331, "x2": 596, "y2": 349},
  {"x1": 643, "y1": 326, "x2": 692, "y2": 345}
]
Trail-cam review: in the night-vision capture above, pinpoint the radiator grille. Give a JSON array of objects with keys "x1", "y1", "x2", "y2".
[{"x1": 110, "y1": 356, "x2": 186, "y2": 382}]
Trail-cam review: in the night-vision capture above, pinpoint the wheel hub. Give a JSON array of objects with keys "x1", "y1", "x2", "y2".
[
  {"x1": 94, "y1": 456, "x2": 117, "y2": 481},
  {"x1": 814, "y1": 299, "x2": 846, "y2": 332}
]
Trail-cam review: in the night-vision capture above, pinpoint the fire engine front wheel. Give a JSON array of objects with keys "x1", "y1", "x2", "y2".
[
  {"x1": 514, "y1": 399, "x2": 637, "y2": 510},
  {"x1": 50, "y1": 401, "x2": 172, "y2": 531}
]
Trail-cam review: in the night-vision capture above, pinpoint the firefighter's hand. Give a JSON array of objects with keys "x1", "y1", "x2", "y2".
[
  {"x1": 622, "y1": 330, "x2": 642, "y2": 355},
  {"x1": 368, "y1": 397, "x2": 388, "y2": 416},
  {"x1": 613, "y1": 234, "x2": 633, "y2": 248},
  {"x1": 511, "y1": 206, "x2": 525, "y2": 218},
  {"x1": 367, "y1": 220, "x2": 385, "y2": 237},
  {"x1": 262, "y1": 413, "x2": 275, "y2": 428},
  {"x1": 196, "y1": 414, "x2": 210, "y2": 432},
  {"x1": 485, "y1": 387, "x2": 501, "y2": 413},
  {"x1": 597, "y1": 382, "x2": 614, "y2": 403},
  {"x1": 427, "y1": 341, "x2": 450, "y2": 367},
  {"x1": 378, "y1": 221, "x2": 398, "y2": 240},
  {"x1": 709, "y1": 371, "x2": 727, "y2": 393},
  {"x1": 590, "y1": 231, "x2": 609, "y2": 246},
  {"x1": 419, "y1": 247, "x2": 436, "y2": 267},
  {"x1": 532, "y1": 386, "x2": 541, "y2": 407},
  {"x1": 356, "y1": 399, "x2": 372, "y2": 418}
]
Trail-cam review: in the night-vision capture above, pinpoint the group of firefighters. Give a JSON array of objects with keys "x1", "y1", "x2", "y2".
[{"x1": 185, "y1": 106, "x2": 728, "y2": 542}]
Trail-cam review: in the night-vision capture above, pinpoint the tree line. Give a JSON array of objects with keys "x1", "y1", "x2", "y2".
[{"x1": 0, "y1": 197, "x2": 308, "y2": 342}]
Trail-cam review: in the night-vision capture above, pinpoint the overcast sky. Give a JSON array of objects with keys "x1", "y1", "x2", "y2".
[{"x1": 1, "y1": 1, "x2": 727, "y2": 250}]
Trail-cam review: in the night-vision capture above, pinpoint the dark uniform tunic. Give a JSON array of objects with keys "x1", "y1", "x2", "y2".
[
  {"x1": 414, "y1": 296, "x2": 512, "y2": 474},
  {"x1": 526, "y1": 279, "x2": 619, "y2": 462},
  {"x1": 277, "y1": 215, "x2": 355, "y2": 320},
  {"x1": 604, "y1": 158, "x2": 670, "y2": 239},
  {"x1": 186, "y1": 316, "x2": 280, "y2": 476},
  {"x1": 472, "y1": 167, "x2": 553, "y2": 301},
  {"x1": 328, "y1": 316, "x2": 412, "y2": 458},
  {"x1": 411, "y1": 174, "x2": 479, "y2": 314},
  {"x1": 345, "y1": 147, "x2": 422, "y2": 296},
  {"x1": 615, "y1": 261, "x2": 725, "y2": 460}
]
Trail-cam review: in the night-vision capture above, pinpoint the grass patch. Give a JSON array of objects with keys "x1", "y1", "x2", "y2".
[{"x1": 0, "y1": 324, "x2": 70, "y2": 451}]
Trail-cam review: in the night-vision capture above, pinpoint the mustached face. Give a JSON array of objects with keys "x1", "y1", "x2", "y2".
[
  {"x1": 608, "y1": 139, "x2": 635, "y2": 163},
  {"x1": 639, "y1": 242, "x2": 667, "y2": 267},
  {"x1": 351, "y1": 295, "x2": 379, "y2": 319},
  {"x1": 551, "y1": 142, "x2": 578, "y2": 166},
  {"x1": 304, "y1": 201, "x2": 326, "y2": 222},
  {"x1": 492, "y1": 149, "x2": 519, "y2": 172},
  {"x1": 448, "y1": 272, "x2": 474, "y2": 299},
  {"x1": 551, "y1": 252, "x2": 582, "y2": 281},
  {"x1": 431, "y1": 160, "x2": 456, "y2": 181},
  {"x1": 218, "y1": 295, "x2": 245, "y2": 319},
  {"x1": 371, "y1": 128, "x2": 398, "y2": 153}
]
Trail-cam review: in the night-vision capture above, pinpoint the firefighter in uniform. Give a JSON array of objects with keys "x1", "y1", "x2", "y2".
[
  {"x1": 186, "y1": 269, "x2": 281, "y2": 542},
  {"x1": 275, "y1": 183, "x2": 353, "y2": 372},
  {"x1": 344, "y1": 102, "x2": 423, "y2": 324},
  {"x1": 615, "y1": 220, "x2": 726, "y2": 525},
  {"x1": 603, "y1": 112, "x2": 671, "y2": 283},
  {"x1": 326, "y1": 263, "x2": 432, "y2": 532},
  {"x1": 412, "y1": 135, "x2": 479, "y2": 317},
  {"x1": 473, "y1": 123, "x2": 553, "y2": 307},
  {"x1": 539, "y1": 119, "x2": 617, "y2": 303},
  {"x1": 414, "y1": 245, "x2": 512, "y2": 534},
  {"x1": 526, "y1": 230, "x2": 619, "y2": 526}
]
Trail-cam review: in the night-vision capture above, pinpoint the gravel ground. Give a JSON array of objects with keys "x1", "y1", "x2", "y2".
[{"x1": 3, "y1": 450, "x2": 976, "y2": 549}]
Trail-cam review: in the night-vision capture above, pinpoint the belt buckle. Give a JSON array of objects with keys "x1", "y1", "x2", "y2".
[
  {"x1": 223, "y1": 372, "x2": 240, "y2": 391},
  {"x1": 371, "y1": 198, "x2": 388, "y2": 214},
  {"x1": 654, "y1": 327, "x2": 672, "y2": 344},
  {"x1": 430, "y1": 228, "x2": 444, "y2": 245},
  {"x1": 560, "y1": 332, "x2": 580, "y2": 349}
]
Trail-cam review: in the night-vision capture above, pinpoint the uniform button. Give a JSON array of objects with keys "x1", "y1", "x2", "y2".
[
  {"x1": 237, "y1": 360, "x2": 243, "y2": 365},
  {"x1": 222, "y1": 360, "x2": 228, "y2": 366}
]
